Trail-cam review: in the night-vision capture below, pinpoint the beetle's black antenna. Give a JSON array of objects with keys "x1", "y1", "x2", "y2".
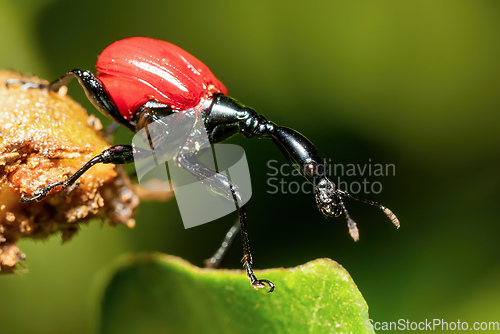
[
  {"x1": 338, "y1": 190, "x2": 400, "y2": 229},
  {"x1": 338, "y1": 197, "x2": 359, "y2": 241}
]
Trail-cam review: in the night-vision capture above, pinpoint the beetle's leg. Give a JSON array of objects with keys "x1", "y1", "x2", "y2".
[
  {"x1": 21, "y1": 145, "x2": 138, "y2": 202},
  {"x1": 135, "y1": 103, "x2": 255, "y2": 274},
  {"x1": 206, "y1": 95, "x2": 400, "y2": 240},
  {"x1": 50, "y1": 70, "x2": 133, "y2": 130},
  {"x1": 133, "y1": 99, "x2": 242, "y2": 267},
  {"x1": 176, "y1": 152, "x2": 274, "y2": 292}
]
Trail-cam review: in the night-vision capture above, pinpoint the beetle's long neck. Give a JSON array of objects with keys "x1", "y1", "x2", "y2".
[{"x1": 206, "y1": 94, "x2": 329, "y2": 185}]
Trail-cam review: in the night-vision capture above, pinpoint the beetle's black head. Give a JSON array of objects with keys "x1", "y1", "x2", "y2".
[
  {"x1": 314, "y1": 178, "x2": 343, "y2": 218},
  {"x1": 314, "y1": 178, "x2": 361, "y2": 241}
]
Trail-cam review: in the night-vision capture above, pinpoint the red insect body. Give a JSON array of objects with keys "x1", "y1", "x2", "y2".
[{"x1": 96, "y1": 37, "x2": 228, "y2": 120}]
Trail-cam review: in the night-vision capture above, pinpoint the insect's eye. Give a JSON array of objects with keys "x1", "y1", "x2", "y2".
[{"x1": 304, "y1": 161, "x2": 318, "y2": 177}]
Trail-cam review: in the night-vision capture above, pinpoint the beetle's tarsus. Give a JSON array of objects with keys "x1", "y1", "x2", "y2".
[
  {"x1": 20, "y1": 193, "x2": 41, "y2": 203},
  {"x1": 243, "y1": 260, "x2": 274, "y2": 293},
  {"x1": 21, "y1": 191, "x2": 49, "y2": 203},
  {"x1": 251, "y1": 278, "x2": 275, "y2": 293},
  {"x1": 20, "y1": 181, "x2": 66, "y2": 203}
]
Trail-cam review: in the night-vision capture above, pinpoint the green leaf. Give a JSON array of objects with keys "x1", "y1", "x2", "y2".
[{"x1": 99, "y1": 254, "x2": 374, "y2": 334}]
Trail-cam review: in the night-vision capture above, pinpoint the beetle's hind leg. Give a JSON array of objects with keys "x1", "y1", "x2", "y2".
[{"x1": 176, "y1": 152, "x2": 275, "y2": 292}]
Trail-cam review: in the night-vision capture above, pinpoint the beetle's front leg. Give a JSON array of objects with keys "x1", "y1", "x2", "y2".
[{"x1": 21, "y1": 145, "x2": 137, "y2": 202}]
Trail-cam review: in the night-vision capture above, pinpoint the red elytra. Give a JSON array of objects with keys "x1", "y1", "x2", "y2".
[{"x1": 96, "y1": 37, "x2": 228, "y2": 121}]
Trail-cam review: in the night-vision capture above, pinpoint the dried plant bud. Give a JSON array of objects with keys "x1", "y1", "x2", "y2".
[{"x1": 0, "y1": 70, "x2": 140, "y2": 272}]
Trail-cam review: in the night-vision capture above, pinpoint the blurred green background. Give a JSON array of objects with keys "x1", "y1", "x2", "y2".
[{"x1": 1, "y1": 0, "x2": 500, "y2": 333}]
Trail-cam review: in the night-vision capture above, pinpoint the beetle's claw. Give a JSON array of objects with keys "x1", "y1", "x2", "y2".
[
  {"x1": 21, "y1": 188, "x2": 51, "y2": 203},
  {"x1": 20, "y1": 193, "x2": 42, "y2": 203},
  {"x1": 243, "y1": 260, "x2": 275, "y2": 292},
  {"x1": 6, "y1": 79, "x2": 47, "y2": 90},
  {"x1": 20, "y1": 181, "x2": 65, "y2": 203},
  {"x1": 251, "y1": 278, "x2": 275, "y2": 293}
]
